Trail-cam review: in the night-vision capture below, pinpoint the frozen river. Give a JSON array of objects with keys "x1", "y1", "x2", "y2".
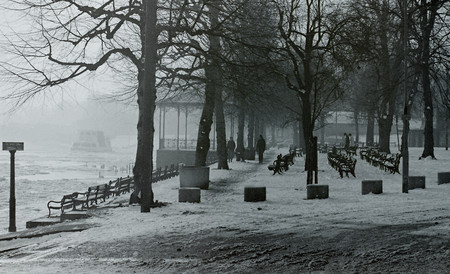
[{"x1": 0, "y1": 145, "x2": 136, "y2": 233}]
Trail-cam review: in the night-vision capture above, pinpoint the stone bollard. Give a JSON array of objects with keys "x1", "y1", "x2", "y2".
[
  {"x1": 244, "y1": 186, "x2": 266, "y2": 202},
  {"x1": 361, "y1": 180, "x2": 383, "y2": 195},
  {"x1": 408, "y1": 176, "x2": 426, "y2": 190},
  {"x1": 437, "y1": 172, "x2": 450, "y2": 185},
  {"x1": 306, "y1": 184, "x2": 329, "y2": 199},
  {"x1": 179, "y1": 187, "x2": 201, "y2": 203},
  {"x1": 179, "y1": 166, "x2": 210, "y2": 190}
]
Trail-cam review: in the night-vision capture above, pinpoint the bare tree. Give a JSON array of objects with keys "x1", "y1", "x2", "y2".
[
  {"x1": 410, "y1": 0, "x2": 448, "y2": 159},
  {"x1": 273, "y1": 0, "x2": 347, "y2": 184},
  {"x1": 0, "y1": 0, "x2": 189, "y2": 211}
]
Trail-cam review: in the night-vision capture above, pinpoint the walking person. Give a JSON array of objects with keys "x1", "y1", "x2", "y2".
[
  {"x1": 227, "y1": 137, "x2": 236, "y2": 163},
  {"x1": 256, "y1": 135, "x2": 266, "y2": 164}
]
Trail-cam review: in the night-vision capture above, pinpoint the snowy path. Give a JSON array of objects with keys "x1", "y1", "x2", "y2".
[{"x1": 0, "y1": 148, "x2": 449, "y2": 273}]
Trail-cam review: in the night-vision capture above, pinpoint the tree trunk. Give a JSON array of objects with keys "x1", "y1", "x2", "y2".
[
  {"x1": 133, "y1": 0, "x2": 157, "y2": 212},
  {"x1": 378, "y1": 114, "x2": 393, "y2": 154},
  {"x1": 195, "y1": 2, "x2": 220, "y2": 166},
  {"x1": 420, "y1": 39, "x2": 434, "y2": 158},
  {"x1": 353, "y1": 111, "x2": 359, "y2": 145},
  {"x1": 132, "y1": 74, "x2": 144, "y2": 204},
  {"x1": 366, "y1": 110, "x2": 375, "y2": 146},
  {"x1": 375, "y1": 3, "x2": 397, "y2": 154},
  {"x1": 419, "y1": 0, "x2": 438, "y2": 159},
  {"x1": 319, "y1": 114, "x2": 325, "y2": 146},
  {"x1": 420, "y1": 17, "x2": 435, "y2": 158},
  {"x1": 195, "y1": 66, "x2": 215, "y2": 166},
  {"x1": 215, "y1": 85, "x2": 229, "y2": 169},
  {"x1": 301, "y1": 94, "x2": 315, "y2": 184},
  {"x1": 298, "y1": 118, "x2": 305, "y2": 150},
  {"x1": 254, "y1": 117, "x2": 261, "y2": 147},
  {"x1": 446, "y1": 111, "x2": 449, "y2": 150},
  {"x1": 401, "y1": 105, "x2": 410, "y2": 193},
  {"x1": 421, "y1": 87, "x2": 435, "y2": 158},
  {"x1": 248, "y1": 111, "x2": 255, "y2": 149},
  {"x1": 236, "y1": 99, "x2": 246, "y2": 161}
]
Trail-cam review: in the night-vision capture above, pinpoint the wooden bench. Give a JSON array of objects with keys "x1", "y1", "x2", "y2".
[
  {"x1": 268, "y1": 152, "x2": 295, "y2": 175},
  {"x1": 340, "y1": 158, "x2": 357, "y2": 178},
  {"x1": 327, "y1": 152, "x2": 357, "y2": 178},
  {"x1": 109, "y1": 177, "x2": 134, "y2": 196},
  {"x1": 289, "y1": 146, "x2": 303, "y2": 157},
  {"x1": 281, "y1": 153, "x2": 295, "y2": 167},
  {"x1": 47, "y1": 193, "x2": 76, "y2": 217},
  {"x1": 346, "y1": 145, "x2": 358, "y2": 156},
  {"x1": 383, "y1": 154, "x2": 401, "y2": 174},
  {"x1": 73, "y1": 184, "x2": 109, "y2": 209},
  {"x1": 47, "y1": 162, "x2": 182, "y2": 217},
  {"x1": 319, "y1": 145, "x2": 330, "y2": 154},
  {"x1": 360, "y1": 147, "x2": 401, "y2": 174},
  {"x1": 151, "y1": 167, "x2": 162, "y2": 182}
]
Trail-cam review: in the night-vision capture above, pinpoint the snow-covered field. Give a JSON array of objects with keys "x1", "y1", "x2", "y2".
[{"x1": 0, "y1": 147, "x2": 449, "y2": 273}]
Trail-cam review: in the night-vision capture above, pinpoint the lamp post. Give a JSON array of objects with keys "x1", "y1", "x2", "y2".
[{"x1": 3, "y1": 142, "x2": 24, "y2": 232}]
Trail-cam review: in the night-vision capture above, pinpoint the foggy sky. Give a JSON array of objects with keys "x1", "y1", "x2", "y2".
[{"x1": 0, "y1": 5, "x2": 140, "y2": 149}]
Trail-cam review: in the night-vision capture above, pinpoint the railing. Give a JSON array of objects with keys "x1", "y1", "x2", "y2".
[{"x1": 160, "y1": 138, "x2": 217, "y2": 150}]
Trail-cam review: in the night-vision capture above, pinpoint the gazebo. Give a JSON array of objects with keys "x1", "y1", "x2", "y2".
[{"x1": 156, "y1": 91, "x2": 218, "y2": 168}]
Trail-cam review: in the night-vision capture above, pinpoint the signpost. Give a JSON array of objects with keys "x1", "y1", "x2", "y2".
[{"x1": 3, "y1": 142, "x2": 24, "y2": 232}]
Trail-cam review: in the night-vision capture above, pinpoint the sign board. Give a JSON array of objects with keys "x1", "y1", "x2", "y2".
[{"x1": 2, "y1": 142, "x2": 24, "y2": 151}]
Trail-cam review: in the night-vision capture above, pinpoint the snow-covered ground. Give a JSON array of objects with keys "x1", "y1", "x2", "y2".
[{"x1": 0, "y1": 147, "x2": 449, "y2": 273}]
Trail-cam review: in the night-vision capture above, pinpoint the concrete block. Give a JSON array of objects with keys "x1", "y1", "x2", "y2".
[
  {"x1": 408, "y1": 176, "x2": 426, "y2": 190},
  {"x1": 307, "y1": 184, "x2": 329, "y2": 199},
  {"x1": 362, "y1": 180, "x2": 383, "y2": 195},
  {"x1": 60, "y1": 211, "x2": 90, "y2": 222},
  {"x1": 244, "y1": 187, "x2": 266, "y2": 202},
  {"x1": 179, "y1": 187, "x2": 201, "y2": 203},
  {"x1": 438, "y1": 172, "x2": 450, "y2": 185},
  {"x1": 180, "y1": 166, "x2": 210, "y2": 189}
]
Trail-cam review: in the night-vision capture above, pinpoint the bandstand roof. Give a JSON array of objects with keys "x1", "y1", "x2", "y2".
[{"x1": 156, "y1": 90, "x2": 204, "y2": 108}]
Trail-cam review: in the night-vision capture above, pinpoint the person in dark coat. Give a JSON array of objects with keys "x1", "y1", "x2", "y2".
[
  {"x1": 256, "y1": 135, "x2": 266, "y2": 164},
  {"x1": 227, "y1": 137, "x2": 236, "y2": 162},
  {"x1": 344, "y1": 133, "x2": 350, "y2": 150}
]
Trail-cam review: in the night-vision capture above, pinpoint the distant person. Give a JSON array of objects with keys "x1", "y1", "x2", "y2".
[
  {"x1": 344, "y1": 133, "x2": 350, "y2": 150},
  {"x1": 227, "y1": 137, "x2": 236, "y2": 162},
  {"x1": 256, "y1": 135, "x2": 266, "y2": 164}
]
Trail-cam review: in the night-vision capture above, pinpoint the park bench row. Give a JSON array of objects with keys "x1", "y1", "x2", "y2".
[
  {"x1": 327, "y1": 152, "x2": 357, "y2": 178},
  {"x1": 289, "y1": 146, "x2": 303, "y2": 157},
  {"x1": 47, "y1": 164, "x2": 179, "y2": 217},
  {"x1": 268, "y1": 151, "x2": 296, "y2": 175},
  {"x1": 319, "y1": 145, "x2": 358, "y2": 156},
  {"x1": 360, "y1": 148, "x2": 401, "y2": 174}
]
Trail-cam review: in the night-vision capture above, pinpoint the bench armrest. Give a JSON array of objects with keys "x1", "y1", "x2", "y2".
[{"x1": 47, "y1": 200, "x2": 62, "y2": 208}]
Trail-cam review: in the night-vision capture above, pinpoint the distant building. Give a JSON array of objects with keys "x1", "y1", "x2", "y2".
[{"x1": 71, "y1": 130, "x2": 112, "y2": 152}]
